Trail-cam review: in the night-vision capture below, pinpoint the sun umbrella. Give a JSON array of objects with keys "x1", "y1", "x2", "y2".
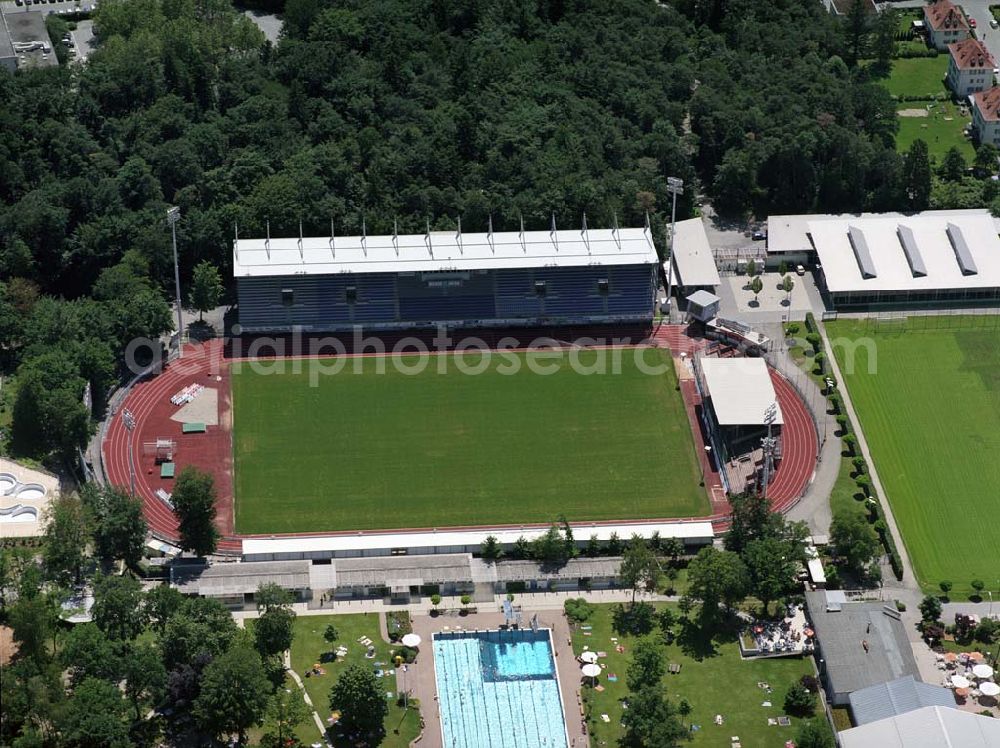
[
  {"x1": 401, "y1": 633, "x2": 421, "y2": 648},
  {"x1": 973, "y1": 664, "x2": 994, "y2": 679},
  {"x1": 955, "y1": 687, "x2": 970, "y2": 698},
  {"x1": 951, "y1": 675, "x2": 971, "y2": 689},
  {"x1": 968, "y1": 651, "x2": 985, "y2": 662},
  {"x1": 581, "y1": 663, "x2": 601, "y2": 685},
  {"x1": 944, "y1": 652, "x2": 958, "y2": 663},
  {"x1": 580, "y1": 651, "x2": 599, "y2": 664},
  {"x1": 980, "y1": 682, "x2": 1000, "y2": 697}
]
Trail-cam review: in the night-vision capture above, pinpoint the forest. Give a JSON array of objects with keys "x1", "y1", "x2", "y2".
[{"x1": 0, "y1": 0, "x2": 993, "y2": 463}]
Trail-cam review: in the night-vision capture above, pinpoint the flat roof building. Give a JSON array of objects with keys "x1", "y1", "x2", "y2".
[
  {"x1": 768, "y1": 210, "x2": 1000, "y2": 308},
  {"x1": 669, "y1": 218, "x2": 720, "y2": 293},
  {"x1": 805, "y1": 590, "x2": 921, "y2": 706},
  {"x1": 839, "y1": 705, "x2": 1000, "y2": 748},
  {"x1": 0, "y1": 10, "x2": 57, "y2": 71},
  {"x1": 699, "y1": 358, "x2": 783, "y2": 427}
]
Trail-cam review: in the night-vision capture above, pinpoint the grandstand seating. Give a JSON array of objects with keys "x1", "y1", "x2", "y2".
[{"x1": 237, "y1": 263, "x2": 656, "y2": 331}]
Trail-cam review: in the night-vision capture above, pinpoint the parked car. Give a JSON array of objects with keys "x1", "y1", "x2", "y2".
[
  {"x1": 795, "y1": 264, "x2": 806, "y2": 276},
  {"x1": 991, "y1": 18, "x2": 998, "y2": 29},
  {"x1": 752, "y1": 230, "x2": 766, "y2": 241},
  {"x1": 969, "y1": 17, "x2": 977, "y2": 28}
]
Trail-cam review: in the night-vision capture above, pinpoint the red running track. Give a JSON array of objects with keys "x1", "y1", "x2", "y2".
[
  {"x1": 102, "y1": 330, "x2": 818, "y2": 551},
  {"x1": 102, "y1": 340, "x2": 242, "y2": 553}
]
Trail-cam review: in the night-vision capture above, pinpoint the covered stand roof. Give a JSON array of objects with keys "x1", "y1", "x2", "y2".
[
  {"x1": 699, "y1": 357, "x2": 783, "y2": 426},
  {"x1": 233, "y1": 226, "x2": 658, "y2": 277},
  {"x1": 170, "y1": 560, "x2": 311, "y2": 597},
  {"x1": 670, "y1": 218, "x2": 720, "y2": 287}
]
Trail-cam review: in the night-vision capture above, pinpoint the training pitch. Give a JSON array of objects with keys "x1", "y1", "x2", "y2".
[
  {"x1": 232, "y1": 347, "x2": 707, "y2": 534},
  {"x1": 827, "y1": 319, "x2": 1000, "y2": 593}
]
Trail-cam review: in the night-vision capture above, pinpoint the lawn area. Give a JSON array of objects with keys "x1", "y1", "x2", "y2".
[
  {"x1": 571, "y1": 604, "x2": 828, "y2": 748},
  {"x1": 882, "y1": 55, "x2": 949, "y2": 98},
  {"x1": 826, "y1": 319, "x2": 1000, "y2": 595},
  {"x1": 233, "y1": 348, "x2": 706, "y2": 533},
  {"x1": 287, "y1": 613, "x2": 421, "y2": 747},
  {"x1": 896, "y1": 101, "x2": 975, "y2": 161}
]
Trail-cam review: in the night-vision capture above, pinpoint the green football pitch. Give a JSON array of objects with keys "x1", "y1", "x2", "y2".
[
  {"x1": 231, "y1": 348, "x2": 707, "y2": 534},
  {"x1": 827, "y1": 319, "x2": 1000, "y2": 593}
]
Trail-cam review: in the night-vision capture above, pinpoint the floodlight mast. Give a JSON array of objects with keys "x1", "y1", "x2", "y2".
[
  {"x1": 121, "y1": 408, "x2": 137, "y2": 496},
  {"x1": 167, "y1": 207, "x2": 184, "y2": 359},
  {"x1": 665, "y1": 176, "x2": 684, "y2": 319},
  {"x1": 761, "y1": 402, "x2": 779, "y2": 500}
]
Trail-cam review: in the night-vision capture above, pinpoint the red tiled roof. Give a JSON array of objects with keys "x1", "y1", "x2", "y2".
[
  {"x1": 973, "y1": 87, "x2": 1000, "y2": 122},
  {"x1": 948, "y1": 38, "x2": 996, "y2": 70},
  {"x1": 924, "y1": 0, "x2": 969, "y2": 32}
]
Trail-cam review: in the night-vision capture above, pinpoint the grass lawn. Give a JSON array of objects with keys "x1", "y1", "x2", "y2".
[
  {"x1": 233, "y1": 348, "x2": 706, "y2": 533},
  {"x1": 896, "y1": 101, "x2": 975, "y2": 161},
  {"x1": 826, "y1": 319, "x2": 1000, "y2": 595},
  {"x1": 287, "y1": 613, "x2": 421, "y2": 747},
  {"x1": 882, "y1": 55, "x2": 949, "y2": 98},
  {"x1": 571, "y1": 604, "x2": 828, "y2": 748}
]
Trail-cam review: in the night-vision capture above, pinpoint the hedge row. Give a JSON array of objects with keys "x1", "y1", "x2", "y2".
[{"x1": 814, "y1": 316, "x2": 904, "y2": 581}]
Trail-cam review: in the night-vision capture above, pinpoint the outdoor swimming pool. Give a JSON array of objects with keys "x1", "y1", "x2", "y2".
[{"x1": 433, "y1": 629, "x2": 569, "y2": 748}]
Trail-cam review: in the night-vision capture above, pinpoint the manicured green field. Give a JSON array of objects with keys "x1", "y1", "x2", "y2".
[
  {"x1": 827, "y1": 320, "x2": 1000, "y2": 593},
  {"x1": 882, "y1": 55, "x2": 949, "y2": 98},
  {"x1": 232, "y1": 348, "x2": 706, "y2": 533},
  {"x1": 895, "y1": 101, "x2": 974, "y2": 162},
  {"x1": 572, "y1": 604, "x2": 827, "y2": 747},
  {"x1": 287, "y1": 614, "x2": 420, "y2": 747}
]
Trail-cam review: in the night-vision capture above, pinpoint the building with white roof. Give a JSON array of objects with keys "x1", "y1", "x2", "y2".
[
  {"x1": 234, "y1": 225, "x2": 660, "y2": 332},
  {"x1": 698, "y1": 357, "x2": 783, "y2": 427},
  {"x1": 839, "y1": 705, "x2": 1000, "y2": 748},
  {"x1": 767, "y1": 210, "x2": 1000, "y2": 308},
  {"x1": 668, "y1": 217, "x2": 720, "y2": 295},
  {"x1": 240, "y1": 520, "x2": 715, "y2": 562}
]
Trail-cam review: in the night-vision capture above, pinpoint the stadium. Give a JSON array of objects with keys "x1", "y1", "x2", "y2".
[{"x1": 101, "y1": 223, "x2": 818, "y2": 557}]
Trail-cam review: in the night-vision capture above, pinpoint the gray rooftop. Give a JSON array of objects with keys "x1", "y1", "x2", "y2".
[
  {"x1": 171, "y1": 560, "x2": 310, "y2": 597},
  {"x1": 848, "y1": 675, "x2": 955, "y2": 726},
  {"x1": 805, "y1": 590, "x2": 920, "y2": 696},
  {"x1": 1, "y1": 10, "x2": 56, "y2": 70},
  {"x1": 493, "y1": 557, "x2": 623, "y2": 582},
  {"x1": 332, "y1": 554, "x2": 474, "y2": 589}
]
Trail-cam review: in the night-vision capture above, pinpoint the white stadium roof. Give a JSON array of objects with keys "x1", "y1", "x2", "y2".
[
  {"x1": 700, "y1": 357, "x2": 783, "y2": 426},
  {"x1": 232, "y1": 226, "x2": 658, "y2": 277},
  {"x1": 241, "y1": 520, "x2": 715, "y2": 559},
  {"x1": 670, "y1": 217, "x2": 720, "y2": 287}
]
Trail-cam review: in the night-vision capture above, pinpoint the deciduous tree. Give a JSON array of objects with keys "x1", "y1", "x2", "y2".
[
  {"x1": 328, "y1": 664, "x2": 388, "y2": 743},
  {"x1": 171, "y1": 467, "x2": 219, "y2": 557},
  {"x1": 194, "y1": 646, "x2": 271, "y2": 745}
]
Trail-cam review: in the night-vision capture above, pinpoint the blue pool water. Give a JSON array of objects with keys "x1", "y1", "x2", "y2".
[{"x1": 433, "y1": 629, "x2": 569, "y2": 748}]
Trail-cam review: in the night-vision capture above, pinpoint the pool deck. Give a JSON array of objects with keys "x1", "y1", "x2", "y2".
[{"x1": 409, "y1": 611, "x2": 588, "y2": 748}]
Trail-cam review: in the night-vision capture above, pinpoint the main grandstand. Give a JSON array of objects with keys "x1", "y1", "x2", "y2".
[{"x1": 233, "y1": 222, "x2": 660, "y2": 331}]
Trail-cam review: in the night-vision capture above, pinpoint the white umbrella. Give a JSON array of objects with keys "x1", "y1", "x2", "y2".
[
  {"x1": 972, "y1": 664, "x2": 994, "y2": 679},
  {"x1": 401, "y1": 633, "x2": 421, "y2": 648},
  {"x1": 580, "y1": 651, "x2": 599, "y2": 664},
  {"x1": 980, "y1": 681, "x2": 1000, "y2": 697},
  {"x1": 581, "y1": 663, "x2": 601, "y2": 684},
  {"x1": 951, "y1": 675, "x2": 971, "y2": 689}
]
